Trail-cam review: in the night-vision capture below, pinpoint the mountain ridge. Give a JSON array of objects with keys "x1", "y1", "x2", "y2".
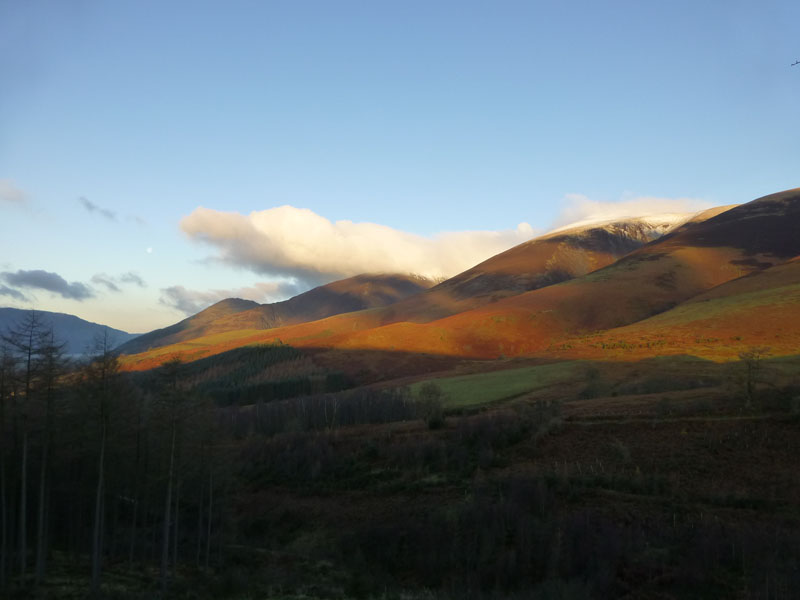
[
  {"x1": 118, "y1": 187, "x2": 800, "y2": 369},
  {"x1": 0, "y1": 307, "x2": 139, "y2": 356},
  {"x1": 117, "y1": 273, "x2": 434, "y2": 354}
]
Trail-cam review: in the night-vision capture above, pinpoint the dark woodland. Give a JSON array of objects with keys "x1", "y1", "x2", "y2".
[{"x1": 1, "y1": 310, "x2": 799, "y2": 599}]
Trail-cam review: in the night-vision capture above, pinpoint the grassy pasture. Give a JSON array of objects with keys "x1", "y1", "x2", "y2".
[{"x1": 409, "y1": 360, "x2": 584, "y2": 409}]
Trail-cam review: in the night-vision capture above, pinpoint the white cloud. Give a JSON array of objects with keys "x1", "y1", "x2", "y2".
[
  {"x1": 160, "y1": 281, "x2": 302, "y2": 316},
  {"x1": 180, "y1": 206, "x2": 536, "y2": 286},
  {"x1": 552, "y1": 193, "x2": 713, "y2": 230},
  {"x1": 0, "y1": 180, "x2": 29, "y2": 204}
]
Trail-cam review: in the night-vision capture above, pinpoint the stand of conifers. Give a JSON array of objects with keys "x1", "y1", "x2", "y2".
[{"x1": 0, "y1": 311, "x2": 230, "y2": 597}]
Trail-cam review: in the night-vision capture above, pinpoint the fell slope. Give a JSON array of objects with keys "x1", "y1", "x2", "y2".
[
  {"x1": 334, "y1": 189, "x2": 798, "y2": 358},
  {"x1": 230, "y1": 205, "x2": 743, "y2": 354},
  {"x1": 118, "y1": 274, "x2": 433, "y2": 354},
  {"x1": 117, "y1": 298, "x2": 259, "y2": 355},
  {"x1": 365, "y1": 214, "x2": 703, "y2": 324},
  {"x1": 558, "y1": 256, "x2": 800, "y2": 360},
  {"x1": 121, "y1": 188, "x2": 800, "y2": 369}
]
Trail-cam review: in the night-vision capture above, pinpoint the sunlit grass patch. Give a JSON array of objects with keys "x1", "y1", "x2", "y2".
[{"x1": 410, "y1": 361, "x2": 583, "y2": 408}]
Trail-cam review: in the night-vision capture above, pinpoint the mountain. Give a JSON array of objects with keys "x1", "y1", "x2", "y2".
[
  {"x1": 121, "y1": 214, "x2": 698, "y2": 364},
  {"x1": 119, "y1": 188, "x2": 800, "y2": 370},
  {"x1": 559, "y1": 255, "x2": 800, "y2": 361},
  {"x1": 377, "y1": 213, "x2": 711, "y2": 324},
  {"x1": 115, "y1": 297, "x2": 260, "y2": 355},
  {"x1": 117, "y1": 273, "x2": 434, "y2": 355},
  {"x1": 0, "y1": 308, "x2": 139, "y2": 356},
  {"x1": 199, "y1": 210, "x2": 733, "y2": 342},
  {"x1": 227, "y1": 213, "x2": 713, "y2": 338},
  {"x1": 326, "y1": 189, "x2": 795, "y2": 358}
]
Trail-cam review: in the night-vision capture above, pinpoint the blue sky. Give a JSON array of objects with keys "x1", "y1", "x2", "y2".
[{"x1": 1, "y1": 0, "x2": 799, "y2": 332}]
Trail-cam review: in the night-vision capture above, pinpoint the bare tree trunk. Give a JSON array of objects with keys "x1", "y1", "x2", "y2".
[
  {"x1": 0, "y1": 383, "x2": 7, "y2": 591},
  {"x1": 18, "y1": 430, "x2": 27, "y2": 584},
  {"x1": 109, "y1": 494, "x2": 120, "y2": 564},
  {"x1": 128, "y1": 395, "x2": 144, "y2": 569},
  {"x1": 205, "y1": 468, "x2": 212, "y2": 570},
  {"x1": 195, "y1": 474, "x2": 203, "y2": 568},
  {"x1": 90, "y1": 422, "x2": 106, "y2": 597},
  {"x1": 0, "y1": 355, "x2": 7, "y2": 592},
  {"x1": 128, "y1": 494, "x2": 139, "y2": 569},
  {"x1": 160, "y1": 424, "x2": 176, "y2": 593},
  {"x1": 35, "y1": 328, "x2": 61, "y2": 587},
  {"x1": 34, "y1": 437, "x2": 48, "y2": 586},
  {"x1": 0, "y1": 440, "x2": 6, "y2": 590},
  {"x1": 173, "y1": 477, "x2": 180, "y2": 573}
]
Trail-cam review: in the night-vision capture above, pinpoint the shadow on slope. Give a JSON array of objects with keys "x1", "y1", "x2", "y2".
[{"x1": 117, "y1": 273, "x2": 433, "y2": 355}]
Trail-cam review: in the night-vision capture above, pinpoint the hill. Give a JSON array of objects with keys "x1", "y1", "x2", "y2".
[
  {"x1": 115, "y1": 297, "x2": 259, "y2": 355},
  {"x1": 0, "y1": 307, "x2": 139, "y2": 356},
  {"x1": 117, "y1": 273, "x2": 434, "y2": 354},
  {"x1": 180, "y1": 212, "x2": 718, "y2": 348},
  {"x1": 119, "y1": 188, "x2": 800, "y2": 370},
  {"x1": 557, "y1": 255, "x2": 800, "y2": 361},
  {"x1": 327, "y1": 189, "x2": 798, "y2": 359},
  {"x1": 342, "y1": 213, "x2": 709, "y2": 326}
]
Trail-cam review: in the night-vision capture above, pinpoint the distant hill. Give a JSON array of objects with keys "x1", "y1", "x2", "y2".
[
  {"x1": 0, "y1": 308, "x2": 139, "y2": 356},
  {"x1": 117, "y1": 273, "x2": 434, "y2": 355}
]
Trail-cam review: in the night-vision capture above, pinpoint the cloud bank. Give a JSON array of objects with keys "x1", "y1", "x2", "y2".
[
  {"x1": 551, "y1": 194, "x2": 712, "y2": 230},
  {"x1": 1, "y1": 269, "x2": 94, "y2": 300},
  {"x1": 181, "y1": 206, "x2": 536, "y2": 286},
  {"x1": 160, "y1": 281, "x2": 301, "y2": 315}
]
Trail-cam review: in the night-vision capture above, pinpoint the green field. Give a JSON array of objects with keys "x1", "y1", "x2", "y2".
[{"x1": 410, "y1": 360, "x2": 583, "y2": 409}]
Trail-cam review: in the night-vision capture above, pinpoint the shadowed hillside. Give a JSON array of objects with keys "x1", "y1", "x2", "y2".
[
  {"x1": 116, "y1": 297, "x2": 260, "y2": 354},
  {"x1": 214, "y1": 273, "x2": 434, "y2": 330},
  {"x1": 0, "y1": 307, "x2": 138, "y2": 355},
  {"x1": 118, "y1": 273, "x2": 433, "y2": 354}
]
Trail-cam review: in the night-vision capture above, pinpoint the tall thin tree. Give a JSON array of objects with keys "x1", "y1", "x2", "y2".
[
  {"x1": 34, "y1": 328, "x2": 66, "y2": 586},
  {"x1": 3, "y1": 310, "x2": 46, "y2": 586},
  {"x1": 159, "y1": 357, "x2": 183, "y2": 593},
  {"x1": 86, "y1": 331, "x2": 119, "y2": 598},
  {"x1": 0, "y1": 343, "x2": 16, "y2": 591}
]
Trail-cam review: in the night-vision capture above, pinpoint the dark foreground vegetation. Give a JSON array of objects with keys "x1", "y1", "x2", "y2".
[{"x1": 1, "y1": 311, "x2": 799, "y2": 599}]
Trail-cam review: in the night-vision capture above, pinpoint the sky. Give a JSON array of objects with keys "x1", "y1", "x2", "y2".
[{"x1": 2, "y1": 0, "x2": 799, "y2": 332}]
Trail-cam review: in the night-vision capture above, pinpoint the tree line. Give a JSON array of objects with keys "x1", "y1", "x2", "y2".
[
  {"x1": 0, "y1": 311, "x2": 419, "y2": 598},
  {"x1": 0, "y1": 311, "x2": 234, "y2": 597},
  {"x1": 3, "y1": 310, "x2": 798, "y2": 598}
]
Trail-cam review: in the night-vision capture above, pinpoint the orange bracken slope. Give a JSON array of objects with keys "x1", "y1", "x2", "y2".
[
  {"x1": 554, "y1": 256, "x2": 800, "y2": 361},
  {"x1": 121, "y1": 188, "x2": 800, "y2": 369},
  {"x1": 118, "y1": 273, "x2": 433, "y2": 355}
]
